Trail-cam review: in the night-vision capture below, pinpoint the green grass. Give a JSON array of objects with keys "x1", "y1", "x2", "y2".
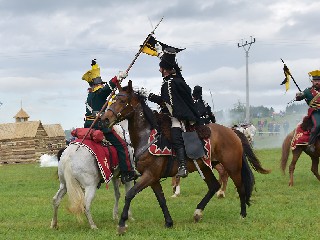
[{"x1": 0, "y1": 149, "x2": 319, "y2": 240}]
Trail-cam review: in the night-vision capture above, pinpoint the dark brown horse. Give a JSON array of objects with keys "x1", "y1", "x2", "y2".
[
  {"x1": 280, "y1": 130, "x2": 320, "y2": 186},
  {"x1": 103, "y1": 81, "x2": 270, "y2": 234}
]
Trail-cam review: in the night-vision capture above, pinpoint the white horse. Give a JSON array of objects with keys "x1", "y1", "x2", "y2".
[
  {"x1": 235, "y1": 124, "x2": 256, "y2": 146},
  {"x1": 51, "y1": 124, "x2": 134, "y2": 230}
]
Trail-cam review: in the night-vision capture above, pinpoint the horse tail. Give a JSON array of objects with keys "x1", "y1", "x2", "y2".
[
  {"x1": 63, "y1": 155, "x2": 85, "y2": 220},
  {"x1": 241, "y1": 152, "x2": 255, "y2": 206},
  {"x1": 234, "y1": 130, "x2": 271, "y2": 174},
  {"x1": 56, "y1": 147, "x2": 66, "y2": 162},
  {"x1": 280, "y1": 131, "x2": 294, "y2": 174}
]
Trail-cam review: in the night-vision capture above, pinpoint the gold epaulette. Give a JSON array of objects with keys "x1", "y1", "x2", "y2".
[{"x1": 85, "y1": 116, "x2": 95, "y2": 121}]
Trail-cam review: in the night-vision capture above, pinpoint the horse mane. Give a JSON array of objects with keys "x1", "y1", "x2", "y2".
[{"x1": 122, "y1": 86, "x2": 157, "y2": 130}]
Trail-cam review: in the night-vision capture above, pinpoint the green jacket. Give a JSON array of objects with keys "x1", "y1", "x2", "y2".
[{"x1": 84, "y1": 79, "x2": 117, "y2": 132}]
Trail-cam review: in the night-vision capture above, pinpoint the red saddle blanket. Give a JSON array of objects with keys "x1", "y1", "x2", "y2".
[
  {"x1": 71, "y1": 139, "x2": 119, "y2": 183},
  {"x1": 148, "y1": 129, "x2": 212, "y2": 170},
  {"x1": 291, "y1": 124, "x2": 310, "y2": 150}
]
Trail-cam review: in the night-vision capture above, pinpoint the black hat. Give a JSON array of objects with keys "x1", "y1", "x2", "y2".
[
  {"x1": 192, "y1": 85, "x2": 202, "y2": 99},
  {"x1": 159, "y1": 47, "x2": 177, "y2": 70},
  {"x1": 91, "y1": 59, "x2": 97, "y2": 66}
]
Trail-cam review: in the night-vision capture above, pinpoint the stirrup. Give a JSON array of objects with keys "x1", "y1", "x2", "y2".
[
  {"x1": 307, "y1": 144, "x2": 315, "y2": 153},
  {"x1": 176, "y1": 166, "x2": 188, "y2": 178},
  {"x1": 121, "y1": 171, "x2": 140, "y2": 184}
]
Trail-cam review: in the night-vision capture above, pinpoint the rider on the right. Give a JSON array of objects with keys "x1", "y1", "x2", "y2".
[
  {"x1": 295, "y1": 69, "x2": 320, "y2": 153},
  {"x1": 148, "y1": 47, "x2": 200, "y2": 178}
]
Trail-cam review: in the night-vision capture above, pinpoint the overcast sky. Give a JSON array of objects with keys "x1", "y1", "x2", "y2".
[{"x1": 1, "y1": 0, "x2": 320, "y2": 130}]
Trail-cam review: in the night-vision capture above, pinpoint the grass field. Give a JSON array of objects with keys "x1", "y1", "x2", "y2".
[{"x1": 1, "y1": 148, "x2": 320, "y2": 240}]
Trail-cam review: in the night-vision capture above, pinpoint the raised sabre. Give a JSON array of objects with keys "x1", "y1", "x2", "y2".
[
  {"x1": 77, "y1": 17, "x2": 164, "y2": 148},
  {"x1": 193, "y1": 159, "x2": 205, "y2": 179}
]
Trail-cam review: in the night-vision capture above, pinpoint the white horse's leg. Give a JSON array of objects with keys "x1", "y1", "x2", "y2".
[
  {"x1": 112, "y1": 177, "x2": 134, "y2": 221},
  {"x1": 51, "y1": 183, "x2": 67, "y2": 229},
  {"x1": 84, "y1": 185, "x2": 98, "y2": 229},
  {"x1": 112, "y1": 178, "x2": 121, "y2": 220}
]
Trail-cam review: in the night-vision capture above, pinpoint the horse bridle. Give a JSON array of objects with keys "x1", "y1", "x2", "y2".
[
  {"x1": 107, "y1": 92, "x2": 140, "y2": 124},
  {"x1": 107, "y1": 91, "x2": 160, "y2": 160}
]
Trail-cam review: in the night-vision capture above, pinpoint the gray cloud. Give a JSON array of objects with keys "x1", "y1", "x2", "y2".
[{"x1": 1, "y1": 0, "x2": 320, "y2": 129}]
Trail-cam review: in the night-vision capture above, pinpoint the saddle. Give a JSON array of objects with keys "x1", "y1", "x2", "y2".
[
  {"x1": 291, "y1": 115, "x2": 312, "y2": 150},
  {"x1": 148, "y1": 129, "x2": 213, "y2": 170},
  {"x1": 70, "y1": 138, "x2": 119, "y2": 183},
  {"x1": 153, "y1": 112, "x2": 210, "y2": 159},
  {"x1": 71, "y1": 128, "x2": 104, "y2": 142},
  {"x1": 149, "y1": 112, "x2": 213, "y2": 170},
  {"x1": 291, "y1": 124, "x2": 310, "y2": 150},
  {"x1": 300, "y1": 116, "x2": 313, "y2": 131}
]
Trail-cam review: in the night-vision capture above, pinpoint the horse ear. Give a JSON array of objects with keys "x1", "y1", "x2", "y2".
[{"x1": 128, "y1": 80, "x2": 133, "y2": 93}]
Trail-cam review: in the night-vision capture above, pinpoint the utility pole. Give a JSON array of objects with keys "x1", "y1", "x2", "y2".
[{"x1": 238, "y1": 36, "x2": 256, "y2": 123}]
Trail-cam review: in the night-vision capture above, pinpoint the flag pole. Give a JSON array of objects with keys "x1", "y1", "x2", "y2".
[
  {"x1": 125, "y1": 16, "x2": 163, "y2": 74},
  {"x1": 281, "y1": 58, "x2": 302, "y2": 92},
  {"x1": 209, "y1": 89, "x2": 214, "y2": 111},
  {"x1": 78, "y1": 17, "x2": 164, "y2": 147}
]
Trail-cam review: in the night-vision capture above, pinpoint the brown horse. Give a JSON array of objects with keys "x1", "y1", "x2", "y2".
[
  {"x1": 171, "y1": 126, "x2": 257, "y2": 198},
  {"x1": 280, "y1": 130, "x2": 320, "y2": 186},
  {"x1": 103, "y1": 81, "x2": 270, "y2": 234}
]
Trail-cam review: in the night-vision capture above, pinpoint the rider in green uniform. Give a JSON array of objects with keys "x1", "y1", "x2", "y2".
[
  {"x1": 296, "y1": 70, "x2": 320, "y2": 153},
  {"x1": 82, "y1": 59, "x2": 139, "y2": 183}
]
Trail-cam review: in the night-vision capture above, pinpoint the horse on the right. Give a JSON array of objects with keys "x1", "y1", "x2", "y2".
[{"x1": 280, "y1": 124, "x2": 320, "y2": 186}]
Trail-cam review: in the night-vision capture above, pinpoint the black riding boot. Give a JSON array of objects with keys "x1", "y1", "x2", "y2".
[
  {"x1": 171, "y1": 127, "x2": 188, "y2": 178},
  {"x1": 307, "y1": 126, "x2": 320, "y2": 153},
  {"x1": 307, "y1": 135, "x2": 316, "y2": 153},
  {"x1": 175, "y1": 148, "x2": 188, "y2": 178}
]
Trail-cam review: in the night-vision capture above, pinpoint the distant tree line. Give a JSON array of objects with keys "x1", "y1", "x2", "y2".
[
  {"x1": 285, "y1": 102, "x2": 308, "y2": 114},
  {"x1": 214, "y1": 101, "x2": 308, "y2": 124}
]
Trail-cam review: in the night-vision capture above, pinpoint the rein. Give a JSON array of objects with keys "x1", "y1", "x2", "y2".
[
  {"x1": 108, "y1": 91, "x2": 160, "y2": 161},
  {"x1": 134, "y1": 133, "x2": 159, "y2": 160},
  {"x1": 107, "y1": 93, "x2": 138, "y2": 122}
]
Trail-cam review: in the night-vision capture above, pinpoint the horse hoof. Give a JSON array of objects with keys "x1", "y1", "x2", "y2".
[
  {"x1": 193, "y1": 209, "x2": 203, "y2": 223},
  {"x1": 91, "y1": 225, "x2": 98, "y2": 230},
  {"x1": 216, "y1": 190, "x2": 225, "y2": 198},
  {"x1": 240, "y1": 213, "x2": 247, "y2": 219},
  {"x1": 117, "y1": 225, "x2": 128, "y2": 235},
  {"x1": 165, "y1": 221, "x2": 173, "y2": 228},
  {"x1": 50, "y1": 224, "x2": 58, "y2": 230},
  {"x1": 171, "y1": 194, "x2": 178, "y2": 198},
  {"x1": 50, "y1": 220, "x2": 58, "y2": 229}
]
